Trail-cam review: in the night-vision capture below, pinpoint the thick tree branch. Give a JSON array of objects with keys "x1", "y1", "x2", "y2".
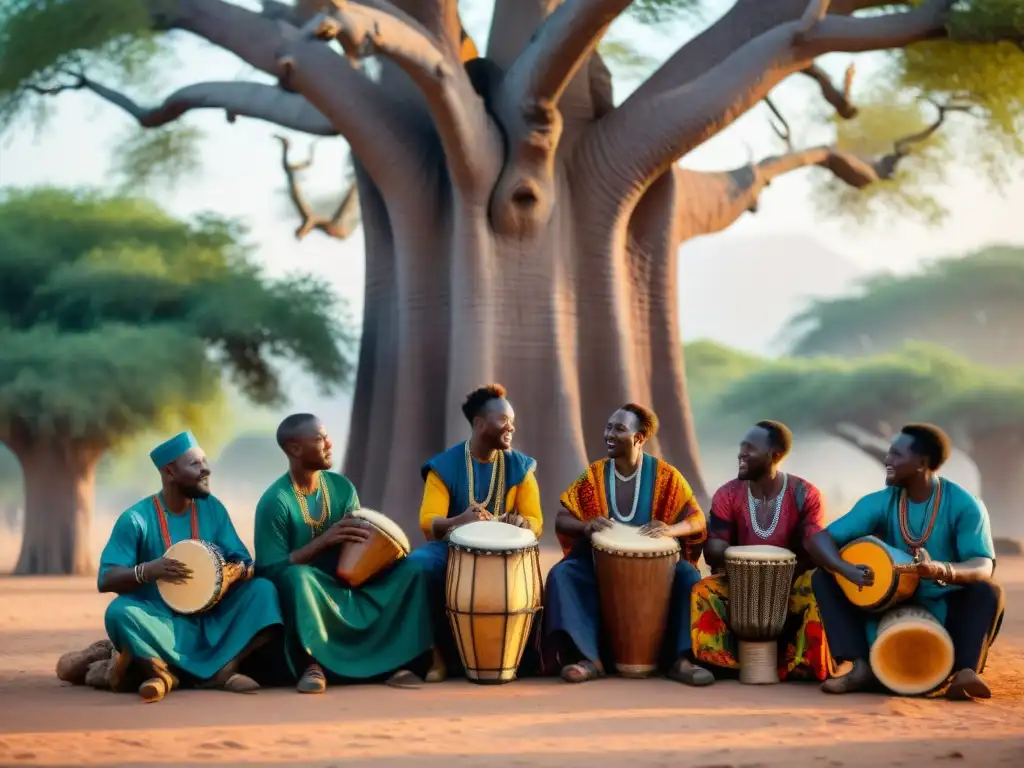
[
  {"x1": 583, "y1": 0, "x2": 955, "y2": 202},
  {"x1": 801, "y1": 62, "x2": 858, "y2": 119},
  {"x1": 831, "y1": 422, "x2": 889, "y2": 464},
  {"x1": 311, "y1": 1, "x2": 499, "y2": 191},
  {"x1": 32, "y1": 71, "x2": 337, "y2": 135},
  {"x1": 275, "y1": 136, "x2": 360, "y2": 240}
]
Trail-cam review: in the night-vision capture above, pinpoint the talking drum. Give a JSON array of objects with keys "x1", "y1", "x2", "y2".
[
  {"x1": 445, "y1": 520, "x2": 542, "y2": 684},
  {"x1": 336, "y1": 508, "x2": 411, "y2": 587},
  {"x1": 870, "y1": 604, "x2": 954, "y2": 695},
  {"x1": 724, "y1": 545, "x2": 797, "y2": 685},
  {"x1": 836, "y1": 535, "x2": 920, "y2": 612},
  {"x1": 158, "y1": 539, "x2": 234, "y2": 615},
  {"x1": 591, "y1": 524, "x2": 680, "y2": 678}
]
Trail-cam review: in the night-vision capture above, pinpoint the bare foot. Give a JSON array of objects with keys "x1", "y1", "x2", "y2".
[
  {"x1": 946, "y1": 669, "x2": 991, "y2": 701},
  {"x1": 821, "y1": 659, "x2": 876, "y2": 694},
  {"x1": 560, "y1": 660, "x2": 604, "y2": 683}
]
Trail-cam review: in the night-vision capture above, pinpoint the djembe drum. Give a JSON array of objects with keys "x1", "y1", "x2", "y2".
[
  {"x1": 336, "y1": 508, "x2": 411, "y2": 587},
  {"x1": 445, "y1": 521, "x2": 542, "y2": 684},
  {"x1": 158, "y1": 539, "x2": 244, "y2": 615},
  {"x1": 870, "y1": 604, "x2": 954, "y2": 696},
  {"x1": 724, "y1": 545, "x2": 797, "y2": 685},
  {"x1": 591, "y1": 523, "x2": 680, "y2": 678},
  {"x1": 836, "y1": 535, "x2": 920, "y2": 612}
]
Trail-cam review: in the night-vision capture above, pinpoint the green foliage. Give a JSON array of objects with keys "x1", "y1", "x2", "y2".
[
  {"x1": 684, "y1": 339, "x2": 765, "y2": 401},
  {"x1": 788, "y1": 245, "x2": 1024, "y2": 356},
  {"x1": 0, "y1": 186, "x2": 356, "y2": 450},
  {"x1": 627, "y1": 0, "x2": 707, "y2": 25},
  {"x1": 111, "y1": 124, "x2": 206, "y2": 194},
  {"x1": 718, "y1": 341, "x2": 1019, "y2": 442}
]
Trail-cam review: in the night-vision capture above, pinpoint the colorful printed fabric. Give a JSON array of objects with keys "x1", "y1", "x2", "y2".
[
  {"x1": 690, "y1": 569, "x2": 836, "y2": 681},
  {"x1": 557, "y1": 455, "x2": 705, "y2": 564}
]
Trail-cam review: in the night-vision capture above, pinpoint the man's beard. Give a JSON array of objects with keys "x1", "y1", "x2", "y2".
[{"x1": 179, "y1": 481, "x2": 211, "y2": 499}]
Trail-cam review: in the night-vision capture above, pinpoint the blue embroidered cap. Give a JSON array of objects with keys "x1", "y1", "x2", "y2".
[{"x1": 150, "y1": 431, "x2": 200, "y2": 469}]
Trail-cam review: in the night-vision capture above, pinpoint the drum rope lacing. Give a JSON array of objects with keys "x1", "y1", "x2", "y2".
[
  {"x1": 746, "y1": 473, "x2": 787, "y2": 540},
  {"x1": 465, "y1": 441, "x2": 506, "y2": 516},
  {"x1": 291, "y1": 472, "x2": 332, "y2": 534},
  {"x1": 609, "y1": 455, "x2": 643, "y2": 523}
]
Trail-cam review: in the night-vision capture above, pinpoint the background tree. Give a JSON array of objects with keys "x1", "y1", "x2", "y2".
[
  {"x1": 2, "y1": 0, "x2": 1021, "y2": 530},
  {"x1": 785, "y1": 245, "x2": 1024, "y2": 365},
  {"x1": 719, "y1": 341, "x2": 1024, "y2": 540},
  {"x1": 0, "y1": 187, "x2": 354, "y2": 575}
]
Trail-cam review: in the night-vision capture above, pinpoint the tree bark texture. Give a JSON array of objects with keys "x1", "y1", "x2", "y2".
[
  {"x1": 61, "y1": 0, "x2": 969, "y2": 541},
  {"x1": 12, "y1": 442, "x2": 99, "y2": 575}
]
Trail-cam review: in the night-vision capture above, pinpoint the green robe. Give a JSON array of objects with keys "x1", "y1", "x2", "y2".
[
  {"x1": 253, "y1": 472, "x2": 434, "y2": 680},
  {"x1": 98, "y1": 493, "x2": 283, "y2": 682}
]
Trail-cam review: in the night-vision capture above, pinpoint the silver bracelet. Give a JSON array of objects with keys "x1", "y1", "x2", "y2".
[{"x1": 134, "y1": 564, "x2": 143, "y2": 584}]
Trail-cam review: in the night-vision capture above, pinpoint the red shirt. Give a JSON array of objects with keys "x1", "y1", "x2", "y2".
[{"x1": 708, "y1": 475, "x2": 825, "y2": 570}]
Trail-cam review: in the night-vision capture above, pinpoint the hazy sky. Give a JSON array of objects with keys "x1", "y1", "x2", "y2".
[{"x1": 3, "y1": 2, "x2": 1022, "y2": 322}]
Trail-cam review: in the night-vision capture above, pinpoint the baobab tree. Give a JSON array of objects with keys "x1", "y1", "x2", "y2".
[{"x1": 3, "y1": 0, "x2": 1022, "y2": 535}]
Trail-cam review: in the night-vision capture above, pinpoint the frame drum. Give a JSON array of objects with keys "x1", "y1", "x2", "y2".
[
  {"x1": 591, "y1": 523, "x2": 680, "y2": 678},
  {"x1": 336, "y1": 508, "x2": 411, "y2": 587},
  {"x1": 724, "y1": 544, "x2": 797, "y2": 685},
  {"x1": 836, "y1": 536, "x2": 920, "y2": 612},
  {"x1": 445, "y1": 521, "x2": 542, "y2": 684},
  {"x1": 870, "y1": 604, "x2": 954, "y2": 695},
  {"x1": 158, "y1": 539, "x2": 228, "y2": 615}
]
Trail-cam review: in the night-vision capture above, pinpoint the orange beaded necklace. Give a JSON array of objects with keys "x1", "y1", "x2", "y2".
[{"x1": 152, "y1": 494, "x2": 199, "y2": 551}]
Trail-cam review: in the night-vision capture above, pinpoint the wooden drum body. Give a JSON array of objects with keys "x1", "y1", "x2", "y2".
[
  {"x1": 336, "y1": 508, "x2": 411, "y2": 587},
  {"x1": 158, "y1": 539, "x2": 228, "y2": 615},
  {"x1": 591, "y1": 524, "x2": 680, "y2": 678},
  {"x1": 870, "y1": 604, "x2": 954, "y2": 695},
  {"x1": 836, "y1": 536, "x2": 920, "y2": 612},
  {"x1": 724, "y1": 545, "x2": 797, "y2": 685},
  {"x1": 445, "y1": 521, "x2": 542, "y2": 684}
]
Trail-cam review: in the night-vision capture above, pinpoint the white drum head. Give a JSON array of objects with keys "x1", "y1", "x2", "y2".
[
  {"x1": 448, "y1": 520, "x2": 537, "y2": 550},
  {"x1": 590, "y1": 522, "x2": 680, "y2": 555},
  {"x1": 725, "y1": 544, "x2": 796, "y2": 562},
  {"x1": 351, "y1": 508, "x2": 411, "y2": 552},
  {"x1": 159, "y1": 539, "x2": 222, "y2": 611}
]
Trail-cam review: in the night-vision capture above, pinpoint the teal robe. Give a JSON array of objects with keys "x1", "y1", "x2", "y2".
[
  {"x1": 827, "y1": 478, "x2": 996, "y2": 644},
  {"x1": 253, "y1": 472, "x2": 434, "y2": 680},
  {"x1": 98, "y1": 493, "x2": 283, "y2": 682}
]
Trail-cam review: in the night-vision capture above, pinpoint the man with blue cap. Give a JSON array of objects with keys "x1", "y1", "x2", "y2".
[{"x1": 95, "y1": 430, "x2": 284, "y2": 703}]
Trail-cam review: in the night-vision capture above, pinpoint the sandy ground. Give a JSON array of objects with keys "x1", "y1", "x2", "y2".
[{"x1": 1, "y1": 556, "x2": 1022, "y2": 768}]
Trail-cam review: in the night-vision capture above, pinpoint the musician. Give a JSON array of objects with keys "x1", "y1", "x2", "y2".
[
  {"x1": 95, "y1": 431, "x2": 283, "y2": 703},
  {"x1": 409, "y1": 383, "x2": 544, "y2": 681},
  {"x1": 543, "y1": 404, "x2": 706, "y2": 684},
  {"x1": 809, "y1": 423, "x2": 1003, "y2": 699},
  {"x1": 253, "y1": 413, "x2": 435, "y2": 693},
  {"x1": 690, "y1": 421, "x2": 835, "y2": 684}
]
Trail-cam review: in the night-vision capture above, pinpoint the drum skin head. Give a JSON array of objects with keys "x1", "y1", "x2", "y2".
[
  {"x1": 350, "y1": 508, "x2": 411, "y2": 552},
  {"x1": 837, "y1": 538, "x2": 898, "y2": 607},
  {"x1": 724, "y1": 544, "x2": 796, "y2": 562},
  {"x1": 448, "y1": 520, "x2": 537, "y2": 550},
  {"x1": 158, "y1": 539, "x2": 222, "y2": 614},
  {"x1": 590, "y1": 522, "x2": 680, "y2": 555}
]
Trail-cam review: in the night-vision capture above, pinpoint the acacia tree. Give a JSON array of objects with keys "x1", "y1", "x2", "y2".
[
  {"x1": 0, "y1": 187, "x2": 353, "y2": 574},
  {"x1": 785, "y1": 245, "x2": 1024, "y2": 364},
  {"x1": 718, "y1": 342, "x2": 1024, "y2": 539},
  {"x1": 3, "y1": 0, "x2": 1022, "y2": 525}
]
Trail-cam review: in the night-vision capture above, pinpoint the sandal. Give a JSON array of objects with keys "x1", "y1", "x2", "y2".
[
  {"x1": 297, "y1": 663, "x2": 327, "y2": 694},
  {"x1": 668, "y1": 658, "x2": 714, "y2": 686},
  {"x1": 222, "y1": 673, "x2": 260, "y2": 694},
  {"x1": 386, "y1": 669, "x2": 424, "y2": 689},
  {"x1": 821, "y1": 659, "x2": 876, "y2": 694},
  {"x1": 560, "y1": 659, "x2": 604, "y2": 683},
  {"x1": 946, "y1": 669, "x2": 991, "y2": 701}
]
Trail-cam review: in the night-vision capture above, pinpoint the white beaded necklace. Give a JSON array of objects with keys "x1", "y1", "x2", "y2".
[
  {"x1": 610, "y1": 455, "x2": 643, "y2": 523},
  {"x1": 747, "y1": 472, "x2": 787, "y2": 539}
]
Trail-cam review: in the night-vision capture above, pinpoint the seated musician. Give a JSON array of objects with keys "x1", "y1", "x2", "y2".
[
  {"x1": 408, "y1": 384, "x2": 543, "y2": 681},
  {"x1": 809, "y1": 423, "x2": 1003, "y2": 700},
  {"x1": 253, "y1": 413, "x2": 435, "y2": 693},
  {"x1": 690, "y1": 421, "x2": 835, "y2": 684},
  {"x1": 96, "y1": 431, "x2": 283, "y2": 703},
  {"x1": 544, "y1": 403, "x2": 706, "y2": 684}
]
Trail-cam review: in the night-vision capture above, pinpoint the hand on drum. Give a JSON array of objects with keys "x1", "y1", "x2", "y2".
[
  {"x1": 498, "y1": 512, "x2": 531, "y2": 530},
  {"x1": 842, "y1": 563, "x2": 874, "y2": 588},
  {"x1": 147, "y1": 557, "x2": 192, "y2": 584},
  {"x1": 320, "y1": 518, "x2": 372, "y2": 547},
  {"x1": 584, "y1": 517, "x2": 615, "y2": 537},
  {"x1": 914, "y1": 560, "x2": 951, "y2": 582},
  {"x1": 455, "y1": 505, "x2": 493, "y2": 525},
  {"x1": 638, "y1": 520, "x2": 669, "y2": 538}
]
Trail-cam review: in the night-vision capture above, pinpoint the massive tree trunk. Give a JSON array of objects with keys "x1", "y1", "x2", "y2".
[
  {"x1": 11, "y1": 441, "x2": 100, "y2": 575},
  {"x1": 971, "y1": 433, "x2": 1024, "y2": 541},
  {"x1": 62, "y1": 0, "x2": 966, "y2": 540}
]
